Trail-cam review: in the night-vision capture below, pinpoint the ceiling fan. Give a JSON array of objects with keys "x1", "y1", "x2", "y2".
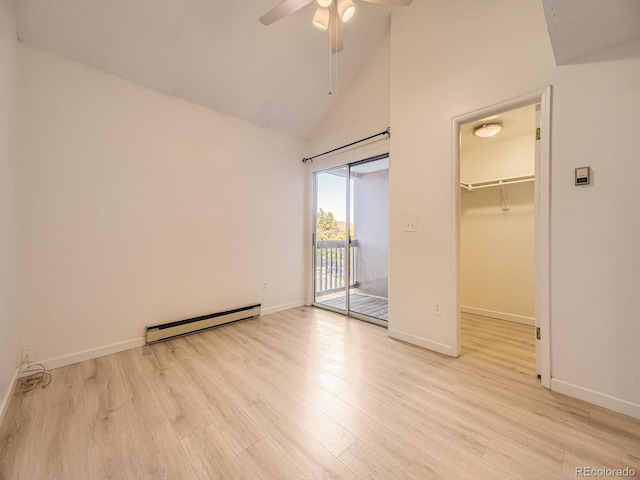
[{"x1": 259, "y1": 0, "x2": 412, "y2": 54}]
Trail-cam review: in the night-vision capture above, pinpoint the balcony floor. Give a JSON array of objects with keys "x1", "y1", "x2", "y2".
[{"x1": 316, "y1": 292, "x2": 388, "y2": 321}]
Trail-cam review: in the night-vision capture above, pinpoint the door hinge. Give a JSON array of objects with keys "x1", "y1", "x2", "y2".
[
  {"x1": 536, "y1": 127, "x2": 541, "y2": 140},
  {"x1": 536, "y1": 327, "x2": 541, "y2": 340}
]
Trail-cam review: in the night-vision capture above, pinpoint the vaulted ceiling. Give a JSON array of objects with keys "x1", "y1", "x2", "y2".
[
  {"x1": 16, "y1": 0, "x2": 393, "y2": 139},
  {"x1": 15, "y1": 1, "x2": 640, "y2": 140},
  {"x1": 541, "y1": 0, "x2": 640, "y2": 64}
]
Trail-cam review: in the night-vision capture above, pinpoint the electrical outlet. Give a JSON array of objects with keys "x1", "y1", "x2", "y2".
[
  {"x1": 20, "y1": 347, "x2": 34, "y2": 366},
  {"x1": 405, "y1": 218, "x2": 417, "y2": 232},
  {"x1": 262, "y1": 280, "x2": 268, "y2": 291},
  {"x1": 434, "y1": 302, "x2": 442, "y2": 316}
]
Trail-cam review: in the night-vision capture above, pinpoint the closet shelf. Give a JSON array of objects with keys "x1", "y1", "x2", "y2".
[
  {"x1": 460, "y1": 174, "x2": 534, "y2": 192},
  {"x1": 460, "y1": 174, "x2": 534, "y2": 211}
]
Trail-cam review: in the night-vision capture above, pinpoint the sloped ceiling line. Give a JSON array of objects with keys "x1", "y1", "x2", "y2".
[{"x1": 16, "y1": 0, "x2": 392, "y2": 139}]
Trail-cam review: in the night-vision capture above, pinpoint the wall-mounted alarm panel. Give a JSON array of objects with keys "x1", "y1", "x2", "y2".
[{"x1": 575, "y1": 166, "x2": 591, "y2": 186}]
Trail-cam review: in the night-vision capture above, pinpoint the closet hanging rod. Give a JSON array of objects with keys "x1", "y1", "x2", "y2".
[
  {"x1": 302, "y1": 128, "x2": 390, "y2": 164},
  {"x1": 460, "y1": 175, "x2": 534, "y2": 192}
]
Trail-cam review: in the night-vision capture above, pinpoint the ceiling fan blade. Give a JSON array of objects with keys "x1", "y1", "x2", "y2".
[
  {"x1": 259, "y1": 0, "x2": 314, "y2": 25},
  {"x1": 329, "y1": 3, "x2": 344, "y2": 53},
  {"x1": 360, "y1": 0, "x2": 412, "y2": 5}
]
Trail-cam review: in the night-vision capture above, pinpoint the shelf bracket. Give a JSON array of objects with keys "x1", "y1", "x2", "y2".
[{"x1": 500, "y1": 181, "x2": 510, "y2": 211}]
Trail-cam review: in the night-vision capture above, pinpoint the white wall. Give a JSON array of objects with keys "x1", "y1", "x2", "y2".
[
  {"x1": 460, "y1": 135, "x2": 535, "y2": 184},
  {"x1": 0, "y1": 0, "x2": 20, "y2": 418},
  {"x1": 460, "y1": 183, "x2": 535, "y2": 323},
  {"x1": 19, "y1": 46, "x2": 307, "y2": 367},
  {"x1": 460, "y1": 134, "x2": 535, "y2": 323},
  {"x1": 388, "y1": 0, "x2": 640, "y2": 417},
  {"x1": 548, "y1": 39, "x2": 640, "y2": 416},
  {"x1": 388, "y1": 0, "x2": 554, "y2": 354},
  {"x1": 311, "y1": 0, "x2": 640, "y2": 417},
  {"x1": 305, "y1": 33, "x2": 391, "y2": 301},
  {"x1": 307, "y1": 33, "x2": 390, "y2": 165}
]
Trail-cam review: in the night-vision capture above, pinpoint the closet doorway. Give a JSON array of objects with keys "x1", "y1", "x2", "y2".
[
  {"x1": 460, "y1": 103, "x2": 537, "y2": 375},
  {"x1": 452, "y1": 88, "x2": 551, "y2": 387}
]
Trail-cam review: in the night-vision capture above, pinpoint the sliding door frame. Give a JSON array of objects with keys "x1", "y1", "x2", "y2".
[
  {"x1": 312, "y1": 165, "x2": 350, "y2": 315},
  {"x1": 312, "y1": 154, "x2": 389, "y2": 327}
]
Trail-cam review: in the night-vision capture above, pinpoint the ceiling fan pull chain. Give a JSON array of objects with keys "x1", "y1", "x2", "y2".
[
  {"x1": 328, "y1": 30, "x2": 333, "y2": 95},
  {"x1": 331, "y1": 11, "x2": 338, "y2": 96},
  {"x1": 335, "y1": 28, "x2": 338, "y2": 94}
]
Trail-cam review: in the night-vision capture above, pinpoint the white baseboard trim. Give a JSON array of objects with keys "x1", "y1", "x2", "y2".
[
  {"x1": 41, "y1": 337, "x2": 146, "y2": 371},
  {"x1": 551, "y1": 378, "x2": 640, "y2": 420},
  {"x1": 461, "y1": 305, "x2": 535, "y2": 326},
  {"x1": 27, "y1": 301, "x2": 306, "y2": 372},
  {"x1": 0, "y1": 367, "x2": 19, "y2": 428},
  {"x1": 262, "y1": 300, "x2": 306, "y2": 316},
  {"x1": 388, "y1": 329, "x2": 456, "y2": 357}
]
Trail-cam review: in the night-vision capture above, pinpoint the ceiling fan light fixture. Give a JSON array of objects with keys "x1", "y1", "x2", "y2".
[
  {"x1": 473, "y1": 123, "x2": 502, "y2": 138},
  {"x1": 337, "y1": 0, "x2": 355, "y2": 22},
  {"x1": 312, "y1": 6, "x2": 330, "y2": 30},
  {"x1": 317, "y1": 0, "x2": 332, "y2": 8}
]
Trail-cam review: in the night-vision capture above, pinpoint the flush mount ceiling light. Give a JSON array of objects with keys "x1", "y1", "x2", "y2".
[{"x1": 473, "y1": 123, "x2": 503, "y2": 138}]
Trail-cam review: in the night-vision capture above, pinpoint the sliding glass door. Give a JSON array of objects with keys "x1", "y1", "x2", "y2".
[
  {"x1": 313, "y1": 156, "x2": 389, "y2": 325},
  {"x1": 314, "y1": 166, "x2": 348, "y2": 312},
  {"x1": 348, "y1": 158, "x2": 389, "y2": 321}
]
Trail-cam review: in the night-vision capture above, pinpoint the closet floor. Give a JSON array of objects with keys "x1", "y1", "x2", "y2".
[{"x1": 461, "y1": 313, "x2": 536, "y2": 376}]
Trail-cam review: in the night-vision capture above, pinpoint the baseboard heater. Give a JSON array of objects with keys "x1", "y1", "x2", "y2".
[{"x1": 145, "y1": 303, "x2": 261, "y2": 344}]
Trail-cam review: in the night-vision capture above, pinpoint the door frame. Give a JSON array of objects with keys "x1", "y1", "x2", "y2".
[{"x1": 450, "y1": 86, "x2": 552, "y2": 388}]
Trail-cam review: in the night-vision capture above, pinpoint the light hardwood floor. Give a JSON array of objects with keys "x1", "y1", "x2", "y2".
[
  {"x1": 461, "y1": 313, "x2": 536, "y2": 376},
  {"x1": 1, "y1": 306, "x2": 638, "y2": 479}
]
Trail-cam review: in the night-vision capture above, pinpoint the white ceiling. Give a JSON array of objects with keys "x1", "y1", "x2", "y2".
[
  {"x1": 16, "y1": 1, "x2": 640, "y2": 139},
  {"x1": 16, "y1": 0, "x2": 394, "y2": 139},
  {"x1": 541, "y1": 0, "x2": 640, "y2": 65}
]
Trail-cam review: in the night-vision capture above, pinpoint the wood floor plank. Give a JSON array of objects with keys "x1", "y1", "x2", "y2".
[
  {"x1": 338, "y1": 439, "x2": 413, "y2": 480},
  {"x1": 1, "y1": 392, "x2": 89, "y2": 480},
  {"x1": 237, "y1": 436, "x2": 307, "y2": 480},
  {"x1": 243, "y1": 399, "x2": 360, "y2": 480},
  {"x1": 181, "y1": 424, "x2": 245, "y2": 480},
  {"x1": 482, "y1": 438, "x2": 567, "y2": 480},
  {"x1": 250, "y1": 381, "x2": 357, "y2": 457},
  {"x1": 119, "y1": 373, "x2": 198, "y2": 480},
  {"x1": 136, "y1": 356, "x2": 211, "y2": 440},
  {"x1": 383, "y1": 368, "x2": 567, "y2": 471},
  {"x1": 461, "y1": 313, "x2": 536, "y2": 376},
  {"x1": 176, "y1": 355, "x2": 267, "y2": 454},
  {"x1": 338, "y1": 383, "x2": 492, "y2": 458},
  {"x1": 405, "y1": 451, "x2": 466, "y2": 480},
  {"x1": 317, "y1": 388, "x2": 421, "y2": 470},
  {"x1": 1, "y1": 306, "x2": 639, "y2": 480},
  {"x1": 88, "y1": 431, "x2": 145, "y2": 480}
]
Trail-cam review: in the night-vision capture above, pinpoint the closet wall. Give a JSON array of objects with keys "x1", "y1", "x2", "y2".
[{"x1": 460, "y1": 132, "x2": 535, "y2": 325}]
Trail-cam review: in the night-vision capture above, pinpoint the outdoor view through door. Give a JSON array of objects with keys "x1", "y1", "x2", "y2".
[{"x1": 313, "y1": 156, "x2": 389, "y2": 325}]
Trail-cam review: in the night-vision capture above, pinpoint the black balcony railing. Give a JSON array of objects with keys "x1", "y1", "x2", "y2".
[{"x1": 315, "y1": 240, "x2": 357, "y2": 296}]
